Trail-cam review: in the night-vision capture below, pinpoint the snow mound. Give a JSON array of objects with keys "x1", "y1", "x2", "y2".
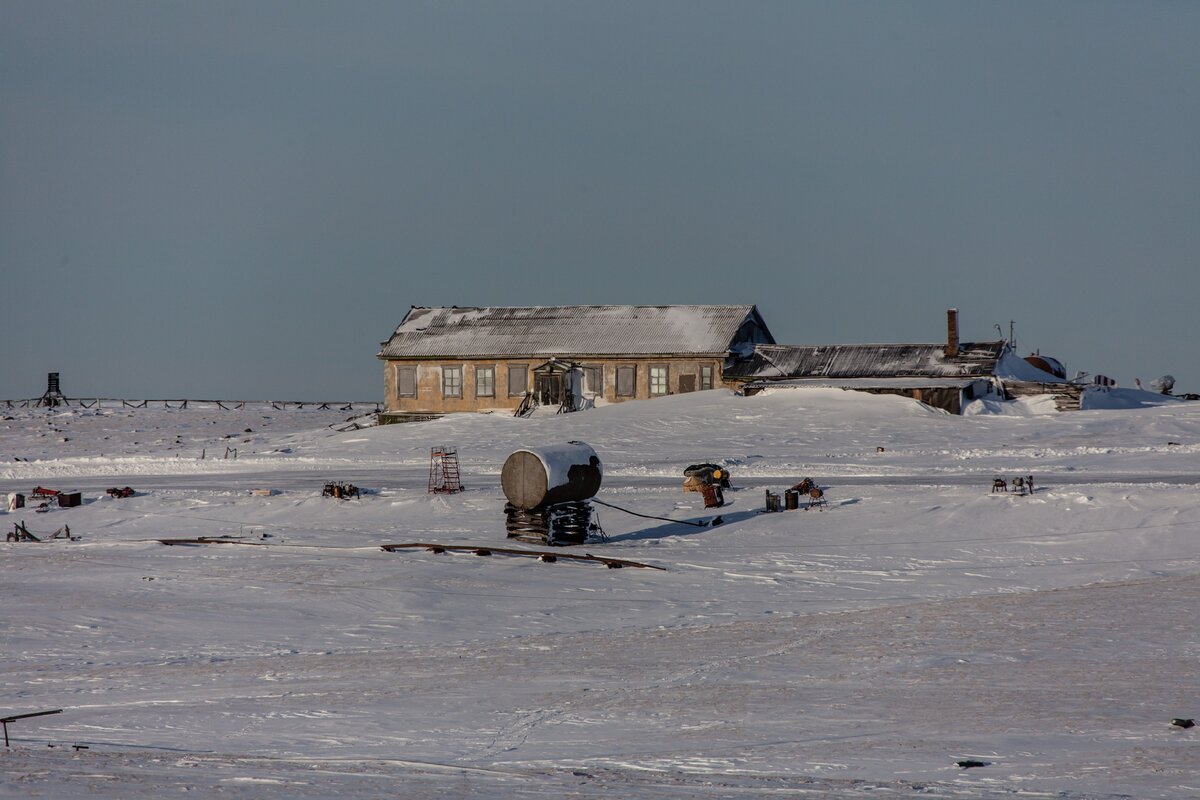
[
  {"x1": 964, "y1": 395, "x2": 1060, "y2": 416},
  {"x1": 1080, "y1": 386, "x2": 1190, "y2": 410}
]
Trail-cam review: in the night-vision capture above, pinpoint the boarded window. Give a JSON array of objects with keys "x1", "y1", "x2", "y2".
[
  {"x1": 700, "y1": 365, "x2": 714, "y2": 391},
  {"x1": 649, "y1": 366, "x2": 669, "y2": 396},
  {"x1": 616, "y1": 365, "x2": 636, "y2": 397},
  {"x1": 508, "y1": 365, "x2": 528, "y2": 396},
  {"x1": 396, "y1": 366, "x2": 417, "y2": 398},
  {"x1": 678, "y1": 374, "x2": 696, "y2": 393},
  {"x1": 582, "y1": 365, "x2": 603, "y2": 395},
  {"x1": 442, "y1": 366, "x2": 463, "y2": 398},
  {"x1": 476, "y1": 366, "x2": 495, "y2": 397}
]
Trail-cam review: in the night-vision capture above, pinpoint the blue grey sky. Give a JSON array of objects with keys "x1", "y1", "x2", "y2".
[{"x1": 3, "y1": 1, "x2": 1197, "y2": 401}]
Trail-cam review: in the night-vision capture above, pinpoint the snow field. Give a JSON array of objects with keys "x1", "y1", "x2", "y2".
[{"x1": 3, "y1": 389, "x2": 1200, "y2": 798}]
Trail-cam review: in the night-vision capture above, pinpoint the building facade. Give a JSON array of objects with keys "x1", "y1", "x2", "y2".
[{"x1": 378, "y1": 305, "x2": 774, "y2": 421}]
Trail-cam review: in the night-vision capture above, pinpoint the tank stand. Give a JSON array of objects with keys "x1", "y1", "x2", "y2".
[{"x1": 505, "y1": 500, "x2": 603, "y2": 546}]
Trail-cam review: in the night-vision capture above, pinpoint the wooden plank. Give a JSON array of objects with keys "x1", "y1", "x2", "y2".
[
  {"x1": 157, "y1": 537, "x2": 264, "y2": 546},
  {"x1": 380, "y1": 542, "x2": 666, "y2": 570},
  {"x1": 1, "y1": 709, "x2": 63, "y2": 724}
]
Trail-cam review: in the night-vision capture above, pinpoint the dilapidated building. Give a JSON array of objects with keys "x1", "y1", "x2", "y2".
[
  {"x1": 377, "y1": 305, "x2": 774, "y2": 422},
  {"x1": 723, "y1": 310, "x2": 1008, "y2": 414}
]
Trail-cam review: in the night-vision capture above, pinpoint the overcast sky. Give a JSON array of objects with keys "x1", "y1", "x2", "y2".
[{"x1": 2, "y1": 1, "x2": 1197, "y2": 401}]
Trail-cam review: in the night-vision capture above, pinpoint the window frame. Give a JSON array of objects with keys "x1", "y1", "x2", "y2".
[
  {"x1": 700, "y1": 365, "x2": 714, "y2": 391},
  {"x1": 475, "y1": 365, "x2": 496, "y2": 398},
  {"x1": 581, "y1": 364, "x2": 604, "y2": 396},
  {"x1": 395, "y1": 365, "x2": 417, "y2": 398},
  {"x1": 616, "y1": 365, "x2": 637, "y2": 397},
  {"x1": 441, "y1": 365, "x2": 463, "y2": 398},
  {"x1": 648, "y1": 364, "x2": 670, "y2": 396},
  {"x1": 508, "y1": 364, "x2": 529, "y2": 397}
]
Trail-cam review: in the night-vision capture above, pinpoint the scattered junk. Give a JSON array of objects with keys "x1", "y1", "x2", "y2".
[
  {"x1": 57, "y1": 492, "x2": 82, "y2": 508},
  {"x1": 249, "y1": 488, "x2": 278, "y2": 497},
  {"x1": 991, "y1": 475, "x2": 1035, "y2": 496},
  {"x1": 7, "y1": 493, "x2": 24, "y2": 511},
  {"x1": 682, "y1": 463, "x2": 729, "y2": 509},
  {"x1": 106, "y1": 486, "x2": 136, "y2": 499},
  {"x1": 1172, "y1": 718, "x2": 1195, "y2": 729},
  {"x1": 956, "y1": 760, "x2": 990, "y2": 769},
  {"x1": 428, "y1": 446, "x2": 464, "y2": 494},
  {"x1": 1150, "y1": 374, "x2": 1176, "y2": 395},
  {"x1": 697, "y1": 483, "x2": 723, "y2": 509},
  {"x1": 684, "y1": 463, "x2": 732, "y2": 489},
  {"x1": 381, "y1": 542, "x2": 664, "y2": 570},
  {"x1": 763, "y1": 477, "x2": 826, "y2": 511},
  {"x1": 791, "y1": 477, "x2": 816, "y2": 494},
  {"x1": 501, "y1": 442, "x2": 605, "y2": 546},
  {"x1": 1, "y1": 709, "x2": 63, "y2": 747},
  {"x1": 806, "y1": 485, "x2": 827, "y2": 510},
  {"x1": 322, "y1": 482, "x2": 361, "y2": 499},
  {"x1": 25, "y1": 486, "x2": 81, "y2": 511},
  {"x1": 7, "y1": 521, "x2": 79, "y2": 542}
]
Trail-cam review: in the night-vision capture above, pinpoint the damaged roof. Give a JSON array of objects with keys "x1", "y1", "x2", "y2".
[
  {"x1": 724, "y1": 342, "x2": 1008, "y2": 381},
  {"x1": 379, "y1": 305, "x2": 773, "y2": 359}
]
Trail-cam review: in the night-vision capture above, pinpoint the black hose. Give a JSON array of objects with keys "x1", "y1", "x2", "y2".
[{"x1": 591, "y1": 498, "x2": 710, "y2": 528}]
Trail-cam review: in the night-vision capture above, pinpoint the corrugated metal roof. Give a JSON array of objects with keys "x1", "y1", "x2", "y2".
[
  {"x1": 745, "y1": 377, "x2": 984, "y2": 390},
  {"x1": 379, "y1": 305, "x2": 772, "y2": 359},
  {"x1": 724, "y1": 342, "x2": 1007, "y2": 380}
]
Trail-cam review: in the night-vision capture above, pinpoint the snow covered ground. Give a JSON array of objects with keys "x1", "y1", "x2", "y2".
[{"x1": 3, "y1": 389, "x2": 1200, "y2": 798}]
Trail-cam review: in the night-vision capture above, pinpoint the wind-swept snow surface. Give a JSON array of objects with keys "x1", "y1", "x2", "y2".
[{"x1": 3, "y1": 392, "x2": 1200, "y2": 798}]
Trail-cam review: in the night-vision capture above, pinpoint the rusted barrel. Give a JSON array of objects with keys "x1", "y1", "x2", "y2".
[{"x1": 501, "y1": 442, "x2": 603, "y2": 511}]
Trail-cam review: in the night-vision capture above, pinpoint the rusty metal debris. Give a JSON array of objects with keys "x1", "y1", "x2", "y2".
[
  {"x1": 322, "y1": 482, "x2": 360, "y2": 499},
  {"x1": 7, "y1": 521, "x2": 78, "y2": 542}
]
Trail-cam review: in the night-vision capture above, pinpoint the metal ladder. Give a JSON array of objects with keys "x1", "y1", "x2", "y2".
[{"x1": 428, "y1": 447, "x2": 463, "y2": 493}]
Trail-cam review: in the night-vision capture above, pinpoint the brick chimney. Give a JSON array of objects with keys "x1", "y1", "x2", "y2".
[{"x1": 945, "y1": 309, "x2": 959, "y2": 358}]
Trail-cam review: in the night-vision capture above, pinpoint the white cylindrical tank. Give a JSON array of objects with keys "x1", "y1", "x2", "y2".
[{"x1": 501, "y1": 441, "x2": 603, "y2": 511}]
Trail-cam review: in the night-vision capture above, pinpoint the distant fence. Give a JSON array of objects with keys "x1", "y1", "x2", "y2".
[{"x1": 3, "y1": 398, "x2": 381, "y2": 412}]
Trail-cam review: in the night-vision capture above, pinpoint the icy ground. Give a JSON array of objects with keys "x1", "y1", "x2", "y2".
[{"x1": 3, "y1": 389, "x2": 1200, "y2": 798}]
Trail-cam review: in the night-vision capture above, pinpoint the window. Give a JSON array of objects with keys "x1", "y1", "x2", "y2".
[
  {"x1": 616, "y1": 365, "x2": 636, "y2": 397},
  {"x1": 396, "y1": 366, "x2": 417, "y2": 398},
  {"x1": 649, "y1": 366, "x2": 669, "y2": 396},
  {"x1": 700, "y1": 365, "x2": 714, "y2": 391},
  {"x1": 508, "y1": 365, "x2": 528, "y2": 396},
  {"x1": 582, "y1": 365, "x2": 603, "y2": 395},
  {"x1": 476, "y1": 366, "x2": 495, "y2": 397},
  {"x1": 442, "y1": 366, "x2": 463, "y2": 398}
]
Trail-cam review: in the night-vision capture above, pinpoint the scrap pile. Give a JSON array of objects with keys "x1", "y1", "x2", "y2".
[
  {"x1": 764, "y1": 477, "x2": 827, "y2": 512},
  {"x1": 23, "y1": 486, "x2": 81, "y2": 511},
  {"x1": 7, "y1": 521, "x2": 79, "y2": 542},
  {"x1": 682, "y1": 463, "x2": 730, "y2": 509},
  {"x1": 322, "y1": 482, "x2": 361, "y2": 499}
]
